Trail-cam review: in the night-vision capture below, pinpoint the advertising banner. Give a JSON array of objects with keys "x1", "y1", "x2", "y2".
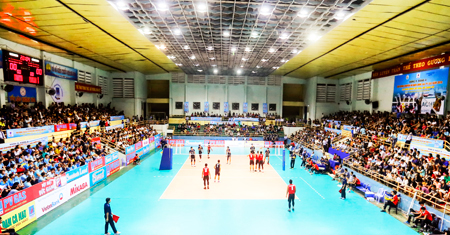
[
  {"x1": 69, "y1": 123, "x2": 77, "y2": 130},
  {"x1": 44, "y1": 61, "x2": 78, "y2": 81},
  {"x1": 1, "y1": 201, "x2": 36, "y2": 231},
  {"x1": 190, "y1": 117, "x2": 222, "y2": 121},
  {"x1": 125, "y1": 145, "x2": 135, "y2": 155},
  {"x1": 204, "y1": 140, "x2": 225, "y2": 147},
  {"x1": 75, "y1": 82, "x2": 101, "y2": 94},
  {"x1": 0, "y1": 136, "x2": 48, "y2": 153},
  {"x1": 135, "y1": 141, "x2": 142, "y2": 151},
  {"x1": 325, "y1": 127, "x2": 342, "y2": 134},
  {"x1": 142, "y1": 138, "x2": 149, "y2": 147},
  {"x1": 204, "y1": 101, "x2": 209, "y2": 113},
  {"x1": 105, "y1": 152, "x2": 119, "y2": 165},
  {"x1": 275, "y1": 141, "x2": 284, "y2": 146},
  {"x1": 224, "y1": 102, "x2": 229, "y2": 113},
  {"x1": 263, "y1": 103, "x2": 268, "y2": 114},
  {"x1": 168, "y1": 139, "x2": 184, "y2": 146},
  {"x1": 65, "y1": 165, "x2": 88, "y2": 183},
  {"x1": 91, "y1": 137, "x2": 101, "y2": 145},
  {"x1": 231, "y1": 117, "x2": 259, "y2": 122},
  {"x1": 89, "y1": 166, "x2": 106, "y2": 186},
  {"x1": 35, "y1": 179, "x2": 57, "y2": 198},
  {"x1": 88, "y1": 157, "x2": 105, "y2": 173},
  {"x1": 264, "y1": 141, "x2": 273, "y2": 148},
  {"x1": 106, "y1": 124, "x2": 123, "y2": 131},
  {"x1": 110, "y1": 115, "x2": 124, "y2": 121},
  {"x1": 184, "y1": 102, "x2": 189, "y2": 112},
  {"x1": 392, "y1": 67, "x2": 449, "y2": 115},
  {"x1": 8, "y1": 86, "x2": 36, "y2": 103},
  {"x1": 54, "y1": 124, "x2": 69, "y2": 132},
  {"x1": 126, "y1": 144, "x2": 136, "y2": 165},
  {"x1": 136, "y1": 146, "x2": 144, "y2": 157},
  {"x1": 411, "y1": 144, "x2": 450, "y2": 160},
  {"x1": 185, "y1": 140, "x2": 204, "y2": 146},
  {"x1": 6, "y1": 125, "x2": 54, "y2": 138},
  {"x1": 343, "y1": 125, "x2": 353, "y2": 132},
  {"x1": 143, "y1": 145, "x2": 151, "y2": 154},
  {"x1": 154, "y1": 134, "x2": 161, "y2": 148},
  {"x1": 89, "y1": 120, "x2": 100, "y2": 127},
  {"x1": 245, "y1": 141, "x2": 265, "y2": 148},
  {"x1": 412, "y1": 136, "x2": 444, "y2": 149},
  {"x1": 126, "y1": 152, "x2": 136, "y2": 165},
  {"x1": 106, "y1": 159, "x2": 120, "y2": 177},
  {"x1": 35, "y1": 187, "x2": 67, "y2": 218},
  {"x1": 66, "y1": 175, "x2": 90, "y2": 200},
  {"x1": 0, "y1": 184, "x2": 39, "y2": 217},
  {"x1": 243, "y1": 102, "x2": 248, "y2": 113},
  {"x1": 148, "y1": 136, "x2": 155, "y2": 151}
]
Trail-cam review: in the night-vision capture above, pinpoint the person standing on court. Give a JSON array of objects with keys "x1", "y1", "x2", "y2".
[
  {"x1": 104, "y1": 198, "x2": 120, "y2": 235},
  {"x1": 202, "y1": 163, "x2": 211, "y2": 189},
  {"x1": 290, "y1": 151, "x2": 296, "y2": 169},
  {"x1": 340, "y1": 176, "x2": 347, "y2": 200},
  {"x1": 214, "y1": 160, "x2": 221, "y2": 182},
  {"x1": 286, "y1": 179, "x2": 296, "y2": 212}
]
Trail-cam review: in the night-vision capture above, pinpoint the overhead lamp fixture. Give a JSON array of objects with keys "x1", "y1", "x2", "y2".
[
  {"x1": 173, "y1": 28, "x2": 181, "y2": 35},
  {"x1": 175, "y1": 63, "x2": 183, "y2": 66},
  {"x1": 298, "y1": 9, "x2": 308, "y2": 18},
  {"x1": 116, "y1": 1, "x2": 129, "y2": 10},
  {"x1": 157, "y1": 2, "x2": 169, "y2": 11},
  {"x1": 209, "y1": 57, "x2": 215, "y2": 60},
  {"x1": 223, "y1": 31, "x2": 230, "y2": 37},
  {"x1": 281, "y1": 59, "x2": 286, "y2": 62},
  {"x1": 242, "y1": 58, "x2": 248, "y2": 61},
  {"x1": 167, "y1": 55, "x2": 176, "y2": 59},
  {"x1": 156, "y1": 44, "x2": 166, "y2": 50},
  {"x1": 245, "y1": 47, "x2": 251, "y2": 52},
  {"x1": 183, "y1": 45, "x2": 190, "y2": 50},
  {"x1": 252, "y1": 71, "x2": 257, "y2": 73},
  {"x1": 251, "y1": 32, "x2": 259, "y2": 38},
  {"x1": 190, "y1": 55, "x2": 196, "y2": 60},
  {"x1": 268, "y1": 48, "x2": 276, "y2": 53},
  {"x1": 256, "y1": 65, "x2": 261, "y2": 68},
  {"x1": 213, "y1": 69, "x2": 218, "y2": 74},
  {"x1": 197, "y1": 3, "x2": 208, "y2": 12},
  {"x1": 308, "y1": 33, "x2": 321, "y2": 42},
  {"x1": 279, "y1": 33, "x2": 289, "y2": 40},
  {"x1": 237, "y1": 69, "x2": 242, "y2": 75},
  {"x1": 240, "y1": 65, "x2": 244, "y2": 68},
  {"x1": 194, "y1": 64, "x2": 200, "y2": 66},
  {"x1": 261, "y1": 59, "x2": 268, "y2": 62},
  {"x1": 335, "y1": 11, "x2": 346, "y2": 20},
  {"x1": 291, "y1": 49, "x2": 298, "y2": 54},
  {"x1": 231, "y1": 47, "x2": 237, "y2": 53},
  {"x1": 207, "y1": 46, "x2": 214, "y2": 51},
  {"x1": 139, "y1": 28, "x2": 151, "y2": 35},
  {"x1": 198, "y1": 69, "x2": 203, "y2": 72},
  {"x1": 273, "y1": 67, "x2": 279, "y2": 69},
  {"x1": 212, "y1": 64, "x2": 217, "y2": 67},
  {"x1": 260, "y1": 6, "x2": 272, "y2": 16}
]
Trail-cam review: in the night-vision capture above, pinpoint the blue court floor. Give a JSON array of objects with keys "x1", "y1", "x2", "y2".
[{"x1": 28, "y1": 144, "x2": 417, "y2": 235}]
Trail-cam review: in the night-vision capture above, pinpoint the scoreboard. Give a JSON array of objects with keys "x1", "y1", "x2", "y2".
[{"x1": 2, "y1": 50, "x2": 43, "y2": 85}]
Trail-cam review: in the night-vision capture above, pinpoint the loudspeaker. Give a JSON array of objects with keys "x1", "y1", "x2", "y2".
[
  {"x1": 47, "y1": 88, "x2": 56, "y2": 96},
  {"x1": 365, "y1": 99, "x2": 371, "y2": 105},
  {"x1": 346, "y1": 100, "x2": 350, "y2": 105},
  {"x1": 98, "y1": 94, "x2": 104, "y2": 99},
  {"x1": 77, "y1": 92, "x2": 84, "y2": 97},
  {"x1": 372, "y1": 101, "x2": 379, "y2": 109},
  {"x1": 2, "y1": 85, "x2": 14, "y2": 92}
]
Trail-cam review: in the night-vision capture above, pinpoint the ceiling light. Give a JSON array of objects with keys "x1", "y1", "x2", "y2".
[
  {"x1": 197, "y1": 3, "x2": 207, "y2": 12},
  {"x1": 198, "y1": 70, "x2": 203, "y2": 72},
  {"x1": 231, "y1": 47, "x2": 237, "y2": 52},
  {"x1": 190, "y1": 55, "x2": 196, "y2": 60},
  {"x1": 268, "y1": 48, "x2": 276, "y2": 53},
  {"x1": 156, "y1": 44, "x2": 166, "y2": 50},
  {"x1": 240, "y1": 65, "x2": 244, "y2": 68},
  {"x1": 157, "y1": 2, "x2": 169, "y2": 11},
  {"x1": 237, "y1": 69, "x2": 242, "y2": 75},
  {"x1": 298, "y1": 9, "x2": 308, "y2": 18},
  {"x1": 308, "y1": 34, "x2": 321, "y2": 42},
  {"x1": 291, "y1": 49, "x2": 298, "y2": 54},
  {"x1": 207, "y1": 46, "x2": 214, "y2": 51},
  {"x1": 213, "y1": 69, "x2": 218, "y2": 74},
  {"x1": 252, "y1": 71, "x2": 257, "y2": 73},
  {"x1": 261, "y1": 59, "x2": 268, "y2": 62},
  {"x1": 251, "y1": 32, "x2": 259, "y2": 38},
  {"x1": 256, "y1": 65, "x2": 261, "y2": 68},
  {"x1": 194, "y1": 64, "x2": 200, "y2": 66},
  {"x1": 281, "y1": 59, "x2": 286, "y2": 62},
  {"x1": 260, "y1": 6, "x2": 272, "y2": 16},
  {"x1": 279, "y1": 33, "x2": 289, "y2": 40},
  {"x1": 223, "y1": 31, "x2": 230, "y2": 37},
  {"x1": 139, "y1": 28, "x2": 151, "y2": 35},
  {"x1": 212, "y1": 64, "x2": 217, "y2": 67},
  {"x1": 209, "y1": 57, "x2": 215, "y2": 60},
  {"x1": 183, "y1": 45, "x2": 190, "y2": 50},
  {"x1": 242, "y1": 58, "x2": 248, "y2": 61},
  {"x1": 116, "y1": 1, "x2": 129, "y2": 10},
  {"x1": 273, "y1": 67, "x2": 279, "y2": 69},
  {"x1": 245, "y1": 47, "x2": 251, "y2": 52},
  {"x1": 343, "y1": 13, "x2": 354, "y2": 22},
  {"x1": 173, "y1": 28, "x2": 181, "y2": 35},
  {"x1": 335, "y1": 11, "x2": 346, "y2": 20},
  {"x1": 168, "y1": 55, "x2": 176, "y2": 59},
  {"x1": 175, "y1": 63, "x2": 182, "y2": 66}
]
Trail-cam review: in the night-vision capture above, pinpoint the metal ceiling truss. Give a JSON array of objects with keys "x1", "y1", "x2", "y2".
[{"x1": 112, "y1": 0, "x2": 367, "y2": 76}]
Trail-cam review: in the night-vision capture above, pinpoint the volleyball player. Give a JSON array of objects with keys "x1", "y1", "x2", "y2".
[
  {"x1": 214, "y1": 160, "x2": 221, "y2": 182},
  {"x1": 198, "y1": 145, "x2": 203, "y2": 162},
  {"x1": 265, "y1": 148, "x2": 270, "y2": 165},
  {"x1": 255, "y1": 151, "x2": 260, "y2": 172},
  {"x1": 226, "y1": 146, "x2": 231, "y2": 164},
  {"x1": 189, "y1": 147, "x2": 196, "y2": 167},
  {"x1": 286, "y1": 179, "x2": 296, "y2": 212},
  {"x1": 202, "y1": 163, "x2": 210, "y2": 189},
  {"x1": 249, "y1": 151, "x2": 255, "y2": 172},
  {"x1": 250, "y1": 144, "x2": 255, "y2": 153},
  {"x1": 258, "y1": 151, "x2": 264, "y2": 172},
  {"x1": 207, "y1": 144, "x2": 212, "y2": 159}
]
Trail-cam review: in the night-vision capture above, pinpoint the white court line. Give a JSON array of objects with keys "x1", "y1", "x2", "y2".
[
  {"x1": 158, "y1": 155, "x2": 190, "y2": 201},
  {"x1": 299, "y1": 176, "x2": 326, "y2": 199}
]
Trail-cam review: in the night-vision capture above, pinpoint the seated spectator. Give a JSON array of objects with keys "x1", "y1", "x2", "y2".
[{"x1": 381, "y1": 190, "x2": 399, "y2": 214}]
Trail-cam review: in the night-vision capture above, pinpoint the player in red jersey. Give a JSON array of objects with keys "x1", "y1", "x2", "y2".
[
  {"x1": 207, "y1": 144, "x2": 212, "y2": 159},
  {"x1": 257, "y1": 151, "x2": 264, "y2": 172},
  {"x1": 202, "y1": 163, "x2": 211, "y2": 189},
  {"x1": 286, "y1": 179, "x2": 296, "y2": 212},
  {"x1": 249, "y1": 151, "x2": 255, "y2": 172}
]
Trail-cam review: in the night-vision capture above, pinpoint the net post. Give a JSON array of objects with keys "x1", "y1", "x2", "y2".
[{"x1": 282, "y1": 149, "x2": 285, "y2": 171}]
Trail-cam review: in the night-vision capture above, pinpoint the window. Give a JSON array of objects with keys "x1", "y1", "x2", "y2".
[
  {"x1": 113, "y1": 78, "x2": 134, "y2": 98},
  {"x1": 339, "y1": 83, "x2": 352, "y2": 101},
  {"x1": 247, "y1": 77, "x2": 265, "y2": 85},
  {"x1": 78, "y1": 70, "x2": 92, "y2": 84},
  {"x1": 357, "y1": 79, "x2": 371, "y2": 100},
  {"x1": 316, "y1": 84, "x2": 336, "y2": 103},
  {"x1": 98, "y1": 76, "x2": 108, "y2": 95}
]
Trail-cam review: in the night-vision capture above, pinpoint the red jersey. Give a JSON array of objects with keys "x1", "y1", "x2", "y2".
[
  {"x1": 393, "y1": 195, "x2": 399, "y2": 205},
  {"x1": 355, "y1": 178, "x2": 361, "y2": 185},
  {"x1": 288, "y1": 184, "x2": 296, "y2": 194},
  {"x1": 208, "y1": 146, "x2": 211, "y2": 150},
  {"x1": 203, "y1": 167, "x2": 210, "y2": 176},
  {"x1": 258, "y1": 154, "x2": 263, "y2": 160},
  {"x1": 421, "y1": 210, "x2": 432, "y2": 221},
  {"x1": 249, "y1": 154, "x2": 255, "y2": 160}
]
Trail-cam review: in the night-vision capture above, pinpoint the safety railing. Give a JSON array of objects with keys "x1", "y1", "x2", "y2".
[{"x1": 100, "y1": 138, "x2": 125, "y2": 153}]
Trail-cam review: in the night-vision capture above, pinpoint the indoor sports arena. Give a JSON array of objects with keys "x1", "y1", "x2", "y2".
[{"x1": 0, "y1": 0, "x2": 450, "y2": 235}]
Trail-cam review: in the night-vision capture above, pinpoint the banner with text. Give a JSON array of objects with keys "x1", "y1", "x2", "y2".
[
  {"x1": 8, "y1": 86, "x2": 36, "y2": 103},
  {"x1": 44, "y1": 61, "x2": 78, "y2": 81},
  {"x1": 0, "y1": 136, "x2": 48, "y2": 153},
  {"x1": 7, "y1": 125, "x2": 54, "y2": 139},
  {"x1": 75, "y1": 82, "x2": 101, "y2": 94}
]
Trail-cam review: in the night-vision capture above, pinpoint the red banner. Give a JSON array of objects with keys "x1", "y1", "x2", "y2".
[
  {"x1": 204, "y1": 140, "x2": 225, "y2": 147},
  {"x1": 91, "y1": 137, "x2": 101, "y2": 144},
  {"x1": 106, "y1": 159, "x2": 120, "y2": 177},
  {"x1": 54, "y1": 124, "x2": 68, "y2": 132},
  {"x1": 89, "y1": 157, "x2": 105, "y2": 173},
  {"x1": 275, "y1": 141, "x2": 284, "y2": 146},
  {"x1": 75, "y1": 82, "x2": 102, "y2": 94},
  {"x1": 168, "y1": 139, "x2": 184, "y2": 146},
  {"x1": 372, "y1": 53, "x2": 450, "y2": 79},
  {"x1": 69, "y1": 123, "x2": 77, "y2": 130},
  {"x1": 264, "y1": 141, "x2": 273, "y2": 148}
]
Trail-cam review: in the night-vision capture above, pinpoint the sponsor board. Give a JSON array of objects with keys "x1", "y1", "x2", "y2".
[
  {"x1": 135, "y1": 141, "x2": 142, "y2": 150},
  {"x1": 106, "y1": 160, "x2": 120, "y2": 177},
  {"x1": 110, "y1": 115, "x2": 124, "y2": 121},
  {"x1": 66, "y1": 175, "x2": 90, "y2": 200},
  {"x1": 126, "y1": 153, "x2": 136, "y2": 165},
  {"x1": 88, "y1": 157, "x2": 105, "y2": 173},
  {"x1": 35, "y1": 187, "x2": 67, "y2": 218},
  {"x1": 224, "y1": 141, "x2": 245, "y2": 147},
  {"x1": 244, "y1": 141, "x2": 265, "y2": 148},
  {"x1": 185, "y1": 140, "x2": 204, "y2": 146},
  {"x1": 154, "y1": 134, "x2": 161, "y2": 148},
  {"x1": 105, "y1": 124, "x2": 124, "y2": 131},
  {"x1": 0, "y1": 136, "x2": 48, "y2": 153},
  {"x1": 6, "y1": 125, "x2": 54, "y2": 138},
  {"x1": 168, "y1": 139, "x2": 184, "y2": 146},
  {"x1": 89, "y1": 167, "x2": 106, "y2": 186},
  {"x1": 204, "y1": 140, "x2": 225, "y2": 147},
  {"x1": 142, "y1": 138, "x2": 149, "y2": 146},
  {"x1": 65, "y1": 165, "x2": 89, "y2": 183},
  {"x1": 125, "y1": 145, "x2": 135, "y2": 155},
  {"x1": 325, "y1": 127, "x2": 342, "y2": 134},
  {"x1": 264, "y1": 141, "x2": 273, "y2": 148},
  {"x1": 410, "y1": 144, "x2": 450, "y2": 160},
  {"x1": 35, "y1": 179, "x2": 56, "y2": 198},
  {"x1": 1, "y1": 201, "x2": 36, "y2": 231},
  {"x1": 104, "y1": 152, "x2": 119, "y2": 165}
]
